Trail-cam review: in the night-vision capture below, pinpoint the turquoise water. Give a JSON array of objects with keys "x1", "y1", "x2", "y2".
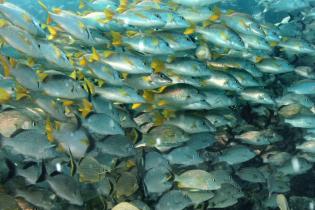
[{"x1": 0, "y1": 0, "x2": 314, "y2": 210}]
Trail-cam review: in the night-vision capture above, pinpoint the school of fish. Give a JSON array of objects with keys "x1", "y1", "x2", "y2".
[{"x1": 0, "y1": 0, "x2": 314, "y2": 209}]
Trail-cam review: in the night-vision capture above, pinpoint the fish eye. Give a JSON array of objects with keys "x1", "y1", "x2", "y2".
[
  {"x1": 159, "y1": 73, "x2": 167, "y2": 79},
  {"x1": 155, "y1": 14, "x2": 161, "y2": 19},
  {"x1": 38, "y1": 44, "x2": 41, "y2": 48}
]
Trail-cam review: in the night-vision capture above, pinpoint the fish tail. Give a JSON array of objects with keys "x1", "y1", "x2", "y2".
[
  {"x1": 103, "y1": 8, "x2": 115, "y2": 23},
  {"x1": 116, "y1": 0, "x2": 128, "y2": 13},
  {"x1": 142, "y1": 90, "x2": 154, "y2": 103},
  {"x1": 111, "y1": 31, "x2": 122, "y2": 46}
]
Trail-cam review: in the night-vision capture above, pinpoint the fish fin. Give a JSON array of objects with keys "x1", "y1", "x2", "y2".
[
  {"x1": 79, "y1": 56, "x2": 88, "y2": 66},
  {"x1": 143, "y1": 75, "x2": 152, "y2": 83},
  {"x1": 209, "y1": 6, "x2": 221, "y2": 21},
  {"x1": 202, "y1": 20, "x2": 213, "y2": 27},
  {"x1": 52, "y1": 8, "x2": 62, "y2": 14},
  {"x1": 162, "y1": 109, "x2": 175, "y2": 119},
  {"x1": 255, "y1": 56, "x2": 264, "y2": 63},
  {"x1": 27, "y1": 58, "x2": 36, "y2": 67},
  {"x1": 131, "y1": 103, "x2": 142, "y2": 110},
  {"x1": 126, "y1": 30, "x2": 139, "y2": 37},
  {"x1": 36, "y1": 70, "x2": 48, "y2": 82},
  {"x1": 151, "y1": 59, "x2": 165, "y2": 73},
  {"x1": 45, "y1": 117, "x2": 54, "y2": 142},
  {"x1": 37, "y1": 0, "x2": 48, "y2": 11},
  {"x1": 121, "y1": 72, "x2": 128, "y2": 79},
  {"x1": 96, "y1": 79, "x2": 105, "y2": 87},
  {"x1": 103, "y1": 9, "x2": 115, "y2": 23},
  {"x1": 103, "y1": 50, "x2": 114, "y2": 58},
  {"x1": 127, "y1": 128, "x2": 139, "y2": 144},
  {"x1": 0, "y1": 55, "x2": 10, "y2": 77},
  {"x1": 116, "y1": 0, "x2": 128, "y2": 13},
  {"x1": 68, "y1": 147, "x2": 76, "y2": 176},
  {"x1": 62, "y1": 100, "x2": 74, "y2": 107},
  {"x1": 142, "y1": 90, "x2": 154, "y2": 102},
  {"x1": 15, "y1": 84, "x2": 29, "y2": 100},
  {"x1": 151, "y1": 86, "x2": 167, "y2": 93},
  {"x1": 69, "y1": 70, "x2": 77, "y2": 80},
  {"x1": 157, "y1": 99, "x2": 168, "y2": 107},
  {"x1": 9, "y1": 58, "x2": 17, "y2": 68},
  {"x1": 78, "y1": 98, "x2": 93, "y2": 118},
  {"x1": 153, "y1": 112, "x2": 165, "y2": 126},
  {"x1": 183, "y1": 25, "x2": 195, "y2": 35},
  {"x1": 47, "y1": 25, "x2": 58, "y2": 40},
  {"x1": 83, "y1": 78, "x2": 95, "y2": 95},
  {"x1": 0, "y1": 87, "x2": 10, "y2": 104},
  {"x1": 89, "y1": 47, "x2": 100, "y2": 62},
  {"x1": 126, "y1": 159, "x2": 136, "y2": 169},
  {"x1": 269, "y1": 41, "x2": 278, "y2": 47}
]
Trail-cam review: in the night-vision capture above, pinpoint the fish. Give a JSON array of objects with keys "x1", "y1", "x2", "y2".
[
  {"x1": 77, "y1": 156, "x2": 109, "y2": 183},
  {"x1": 164, "y1": 112, "x2": 216, "y2": 133},
  {"x1": 175, "y1": 169, "x2": 221, "y2": 190},
  {"x1": 83, "y1": 113, "x2": 124, "y2": 135},
  {"x1": 41, "y1": 75, "x2": 88, "y2": 99},
  {"x1": 96, "y1": 135, "x2": 136, "y2": 157},
  {"x1": 256, "y1": 57, "x2": 294, "y2": 74},
  {"x1": 144, "y1": 166, "x2": 172, "y2": 196},
  {"x1": 221, "y1": 12, "x2": 265, "y2": 37},
  {"x1": 217, "y1": 145, "x2": 256, "y2": 165},
  {"x1": 47, "y1": 174, "x2": 83, "y2": 206},
  {"x1": 0, "y1": 2, "x2": 45, "y2": 36},
  {"x1": 240, "y1": 88, "x2": 275, "y2": 105},
  {"x1": 155, "y1": 190, "x2": 192, "y2": 210},
  {"x1": 1, "y1": 130, "x2": 57, "y2": 160},
  {"x1": 122, "y1": 34, "x2": 175, "y2": 55},
  {"x1": 0, "y1": 24, "x2": 42, "y2": 58},
  {"x1": 137, "y1": 125, "x2": 190, "y2": 151},
  {"x1": 284, "y1": 114, "x2": 315, "y2": 128},
  {"x1": 112, "y1": 202, "x2": 140, "y2": 210},
  {"x1": 15, "y1": 187, "x2": 56, "y2": 210},
  {"x1": 102, "y1": 52, "x2": 153, "y2": 74},
  {"x1": 164, "y1": 59, "x2": 212, "y2": 77},
  {"x1": 196, "y1": 24, "x2": 245, "y2": 51}
]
